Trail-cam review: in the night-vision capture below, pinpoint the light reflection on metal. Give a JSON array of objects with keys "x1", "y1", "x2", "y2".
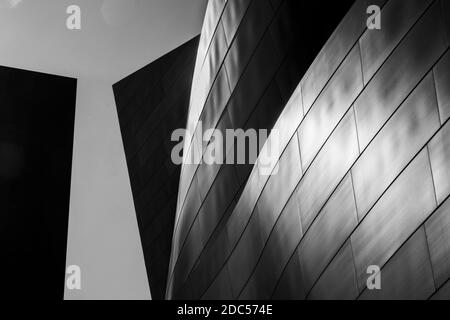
[{"x1": 168, "y1": 0, "x2": 450, "y2": 300}]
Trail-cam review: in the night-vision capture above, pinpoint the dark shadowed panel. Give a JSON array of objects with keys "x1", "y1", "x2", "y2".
[
  {"x1": 272, "y1": 250, "x2": 306, "y2": 300},
  {"x1": 0, "y1": 65, "x2": 76, "y2": 299},
  {"x1": 113, "y1": 36, "x2": 199, "y2": 299}
]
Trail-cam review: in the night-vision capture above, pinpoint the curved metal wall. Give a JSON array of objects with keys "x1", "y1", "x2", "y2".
[{"x1": 168, "y1": 0, "x2": 450, "y2": 300}]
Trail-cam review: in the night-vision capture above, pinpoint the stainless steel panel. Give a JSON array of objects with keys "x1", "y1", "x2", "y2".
[
  {"x1": 173, "y1": 277, "x2": 193, "y2": 300},
  {"x1": 238, "y1": 273, "x2": 260, "y2": 300},
  {"x1": 196, "y1": 160, "x2": 221, "y2": 201},
  {"x1": 308, "y1": 241, "x2": 359, "y2": 300},
  {"x1": 351, "y1": 149, "x2": 436, "y2": 292},
  {"x1": 355, "y1": 1, "x2": 448, "y2": 150},
  {"x1": 359, "y1": 0, "x2": 433, "y2": 84},
  {"x1": 221, "y1": 0, "x2": 251, "y2": 44},
  {"x1": 434, "y1": 50, "x2": 450, "y2": 123},
  {"x1": 301, "y1": 0, "x2": 387, "y2": 112},
  {"x1": 177, "y1": 143, "x2": 200, "y2": 216},
  {"x1": 215, "y1": 107, "x2": 235, "y2": 161},
  {"x1": 298, "y1": 45, "x2": 363, "y2": 170},
  {"x1": 270, "y1": 85, "x2": 304, "y2": 163},
  {"x1": 359, "y1": 227, "x2": 435, "y2": 300},
  {"x1": 272, "y1": 250, "x2": 307, "y2": 300},
  {"x1": 243, "y1": 195, "x2": 302, "y2": 299},
  {"x1": 172, "y1": 217, "x2": 204, "y2": 295},
  {"x1": 299, "y1": 174, "x2": 358, "y2": 293},
  {"x1": 227, "y1": 206, "x2": 266, "y2": 297},
  {"x1": 198, "y1": 164, "x2": 239, "y2": 244},
  {"x1": 431, "y1": 281, "x2": 450, "y2": 300},
  {"x1": 224, "y1": 0, "x2": 274, "y2": 91},
  {"x1": 298, "y1": 109, "x2": 359, "y2": 232},
  {"x1": 257, "y1": 137, "x2": 302, "y2": 240},
  {"x1": 202, "y1": 65, "x2": 232, "y2": 143},
  {"x1": 204, "y1": 21, "x2": 228, "y2": 85},
  {"x1": 174, "y1": 175, "x2": 202, "y2": 263},
  {"x1": 198, "y1": 0, "x2": 227, "y2": 64},
  {"x1": 226, "y1": 166, "x2": 262, "y2": 249},
  {"x1": 202, "y1": 265, "x2": 234, "y2": 300},
  {"x1": 190, "y1": 227, "x2": 231, "y2": 299},
  {"x1": 425, "y1": 197, "x2": 450, "y2": 288},
  {"x1": 352, "y1": 73, "x2": 440, "y2": 219},
  {"x1": 429, "y1": 121, "x2": 450, "y2": 204},
  {"x1": 244, "y1": 80, "x2": 283, "y2": 133},
  {"x1": 227, "y1": 33, "x2": 282, "y2": 129}
]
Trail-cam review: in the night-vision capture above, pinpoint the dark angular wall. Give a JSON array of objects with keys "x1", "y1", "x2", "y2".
[
  {"x1": 0, "y1": 66, "x2": 77, "y2": 299},
  {"x1": 113, "y1": 36, "x2": 199, "y2": 299},
  {"x1": 170, "y1": 0, "x2": 450, "y2": 300},
  {"x1": 167, "y1": 0, "x2": 356, "y2": 299}
]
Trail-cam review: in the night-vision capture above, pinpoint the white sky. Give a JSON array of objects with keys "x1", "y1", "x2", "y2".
[{"x1": 0, "y1": 0, "x2": 207, "y2": 300}]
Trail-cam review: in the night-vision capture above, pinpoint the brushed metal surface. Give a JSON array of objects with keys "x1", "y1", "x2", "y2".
[
  {"x1": 429, "y1": 121, "x2": 450, "y2": 204},
  {"x1": 202, "y1": 265, "x2": 234, "y2": 300},
  {"x1": 351, "y1": 149, "x2": 436, "y2": 292},
  {"x1": 198, "y1": 165, "x2": 239, "y2": 244},
  {"x1": 298, "y1": 45, "x2": 363, "y2": 170},
  {"x1": 308, "y1": 241, "x2": 359, "y2": 300},
  {"x1": 221, "y1": 0, "x2": 251, "y2": 44},
  {"x1": 226, "y1": 166, "x2": 262, "y2": 248},
  {"x1": 199, "y1": 0, "x2": 227, "y2": 63},
  {"x1": 227, "y1": 206, "x2": 266, "y2": 297},
  {"x1": 244, "y1": 80, "x2": 283, "y2": 133},
  {"x1": 257, "y1": 137, "x2": 302, "y2": 240},
  {"x1": 299, "y1": 174, "x2": 358, "y2": 293},
  {"x1": 201, "y1": 65, "x2": 232, "y2": 143},
  {"x1": 178, "y1": 175, "x2": 203, "y2": 251},
  {"x1": 359, "y1": 227, "x2": 435, "y2": 300},
  {"x1": 223, "y1": 0, "x2": 274, "y2": 91},
  {"x1": 359, "y1": 0, "x2": 432, "y2": 84},
  {"x1": 172, "y1": 216, "x2": 204, "y2": 294},
  {"x1": 355, "y1": 1, "x2": 448, "y2": 150},
  {"x1": 203, "y1": 21, "x2": 228, "y2": 86},
  {"x1": 196, "y1": 160, "x2": 221, "y2": 201},
  {"x1": 242, "y1": 194, "x2": 302, "y2": 299},
  {"x1": 169, "y1": 0, "x2": 450, "y2": 299},
  {"x1": 191, "y1": 227, "x2": 232, "y2": 298},
  {"x1": 227, "y1": 33, "x2": 282, "y2": 129},
  {"x1": 302, "y1": 0, "x2": 387, "y2": 113},
  {"x1": 352, "y1": 73, "x2": 440, "y2": 219},
  {"x1": 431, "y1": 281, "x2": 450, "y2": 300},
  {"x1": 297, "y1": 109, "x2": 359, "y2": 232},
  {"x1": 272, "y1": 250, "x2": 307, "y2": 300},
  {"x1": 425, "y1": 196, "x2": 450, "y2": 288}
]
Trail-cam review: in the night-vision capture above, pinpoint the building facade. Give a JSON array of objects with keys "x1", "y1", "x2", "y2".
[
  {"x1": 0, "y1": 65, "x2": 77, "y2": 299},
  {"x1": 113, "y1": 36, "x2": 199, "y2": 299},
  {"x1": 168, "y1": 0, "x2": 450, "y2": 300}
]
